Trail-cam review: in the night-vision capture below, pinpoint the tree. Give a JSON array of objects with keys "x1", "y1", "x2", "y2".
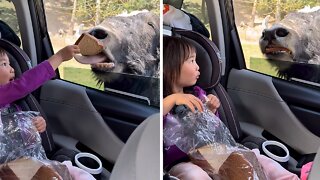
[
  {"x1": 276, "y1": 0, "x2": 281, "y2": 22},
  {"x1": 256, "y1": 0, "x2": 320, "y2": 20},
  {"x1": 73, "y1": 0, "x2": 159, "y2": 25},
  {"x1": 250, "y1": 0, "x2": 258, "y2": 27},
  {"x1": 95, "y1": 0, "x2": 100, "y2": 25},
  {"x1": 70, "y1": 0, "x2": 77, "y2": 35}
]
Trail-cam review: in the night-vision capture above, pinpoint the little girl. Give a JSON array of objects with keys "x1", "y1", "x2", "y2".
[
  {"x1": 163, "y1": 36, "x2": 299, "y2": 180},
  {"x1": 163, "y1": 36, "x2": 219, "y2": 179},
  {"x1": 0, "y1": 45, "x2": 98, "y2": 179},
  {"x1": 0, "y1": 45, "x2": 80, "y2": 132}
]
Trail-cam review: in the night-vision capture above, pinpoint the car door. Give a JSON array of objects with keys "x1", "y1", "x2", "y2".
[
  {"x1": 207, "y1": 0, "x2": 320, "y2": 171},
  {"x1": 20, "y1": 0, "x2": 160, "y2": 168}
]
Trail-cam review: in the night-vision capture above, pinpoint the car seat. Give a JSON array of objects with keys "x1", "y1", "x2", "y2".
[
  {"x1": 0, "y1": 22, "x2": 78, "y2": 161},
  {"x1": 109, "y1": 113, "x2": 160, "y2": 180},
  {"x1": 169, "y1": 28, "x2": 242, "y2": 140},
  {"x1": 168, "y1": 27, "x2": 266, "y2": 147}
]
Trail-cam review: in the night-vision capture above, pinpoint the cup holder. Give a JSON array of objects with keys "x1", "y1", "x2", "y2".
[
  {"x1": 262, "y1": 140, "x2": 290, "y2": 167},
  {"x1": 75, "y1": 152, "x2": 102, "y2": 179}
]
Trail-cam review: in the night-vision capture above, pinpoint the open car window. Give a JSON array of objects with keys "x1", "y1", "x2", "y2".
[
  {"x1": 233, "y1": 0, "x2": 320, "y2": 86},
  {"x1": 0, "y1": 0, "x2": 21, "y2": 46},
  {"x1": 164, "y1": 0, "x2": 211, "y2": 38},
  {"x1": 44, "y1": 0, "x2": 160, "y2": 107}
]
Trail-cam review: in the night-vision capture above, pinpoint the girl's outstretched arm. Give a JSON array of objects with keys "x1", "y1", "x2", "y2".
[{"x1": 48, "y1": 45, "x2": 80, "y2": 70}]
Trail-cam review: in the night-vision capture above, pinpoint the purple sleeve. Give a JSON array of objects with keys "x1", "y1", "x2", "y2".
[{"x1": 0, "y1": 61, "x2": 55, "y2": 107}]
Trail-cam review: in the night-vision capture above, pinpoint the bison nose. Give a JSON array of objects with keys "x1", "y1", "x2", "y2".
[
  {"x1": 261, "y1": 29, "x2": 275, "y2": 42},
  {"x1": 89, "y1": 29, "x2": 108, "y2": 39},
  {"x1": 275, "y1": 27, "x2": 289, "y2": 37}
]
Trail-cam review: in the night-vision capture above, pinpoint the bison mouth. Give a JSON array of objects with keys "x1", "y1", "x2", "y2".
[
  {"x1": 264, "y1": 44, "x2": 292, "y2": 56},
  {"x1": 90, "y1": 48, "x2": 116, "y2": 72},
  {"x1": 261, "y1": 43, "x2": 294, "y2": 62},
  {"x1": 74, "y1": 48, "x2": 115, "y2": 72}
]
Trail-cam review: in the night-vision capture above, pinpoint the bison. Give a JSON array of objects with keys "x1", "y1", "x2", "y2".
[
  {"x1": 84, "y1": 12, "x2": 160, "y2": 105},
  {"x1": 259, "y1": 9, "x2": 320, "y2": 82}
]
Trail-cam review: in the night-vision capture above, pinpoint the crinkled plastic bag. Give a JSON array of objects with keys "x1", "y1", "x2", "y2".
[
  {"x1": 164, "y1": 103, "x2": 267, "y2": 180},
  {"x1": 0, "y1": 110, "x2": 47, "y2": 163},
  {"x1": 0, "y1": 110, "x2": 72, "y2": 179}
]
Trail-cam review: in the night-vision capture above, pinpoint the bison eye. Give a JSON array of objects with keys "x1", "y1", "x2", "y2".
[
  {"x1": 276, "y1": 28, "x2": 289, "y2": 37},
  {"x1": 148, "y1": 22, "x2": 155, "y2": 29},
  {"x1": 89, "y1": 29, "x2": 108, "y2": 39}
]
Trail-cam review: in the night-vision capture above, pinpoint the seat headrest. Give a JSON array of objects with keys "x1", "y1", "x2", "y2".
[
  {"x1": 172, "y1": 28, "x2": 221, "y2": 89},
  {"x1": 0, "y1": 20, "x2": 21, "y2": 47},
  {"x1": 0, "y1": 39, "x2": 31, "y2": 78}
]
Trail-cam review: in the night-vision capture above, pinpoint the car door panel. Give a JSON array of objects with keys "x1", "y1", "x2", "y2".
[
  {"x1": 86, "y1": 88, "x2": 159, "y2": 142},
  {"x1": 227, "y1": 69, "x2": 320, "y2": 154},
  {"x1": 39, "y1": 79, "x2": 158, "y2": 163},
  {"x1": 273, "y1": 79, "x2": 320, "y2": 137}
]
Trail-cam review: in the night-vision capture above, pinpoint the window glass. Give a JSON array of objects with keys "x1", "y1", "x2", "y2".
[
  {"x1": 45, "y1": 0, "x2": 160, "y2": 106},
  {"x1": 164, "y1": 0, "x2": 211, "y2": 38},
  {"x1": 183, "y1": 0, "x2": 211, "y2": 37},
  {"x1": 0, "y1": 0, "x2": 21, "y2": 44},
  {"x1": 233, "y1": 0, "x2": 320, "y2": 84}
]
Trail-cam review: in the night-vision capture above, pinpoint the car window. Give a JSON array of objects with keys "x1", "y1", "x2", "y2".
[
  {"x1": 0, "y1": 0, "x2": 21, "y2": 44},
  {"x1": 233, "y1": 0, "x2": 320, "y2": 85},
  {"x1": 183, "y1": 0, "x2": 211, "y2": 38},
  {"x1": 164, "y1": 0, "x2": 211, "y2": 38},
  {"x1": 44, "y1": 0, "x2": 160, "y2": 107}
]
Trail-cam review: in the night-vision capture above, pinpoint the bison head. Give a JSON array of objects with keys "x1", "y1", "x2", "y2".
[
  {"x1": 259, "y1": 10, "x2": 320, "y2": 64},
  {"x1": 86, "y1": 12, "x2": 160, "y2": 84}
]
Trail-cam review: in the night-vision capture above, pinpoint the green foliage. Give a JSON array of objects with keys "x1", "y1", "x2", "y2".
[
  {"x1": 0, "y1": 0, "x2": 20, "y2": 34},
  {"x1": 75, "y1": 0, "x2": 159, "y2": 24},
  {"x1": 256, "y1": 0, "x2": 320, "y2": 17},
  {"x1": 183, "y1": 1, "x2": 207, "y2": 23},
  {"x1": 182, "y1": 0, "x2": 210, "y2": 33}
]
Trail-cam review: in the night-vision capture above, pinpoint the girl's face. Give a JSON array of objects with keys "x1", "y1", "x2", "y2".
[
  {"x1": 0, "y1": 54, "x2": 15, "y2": 85},
  {"x1": 177, "y1": 51, "x2": 200, "y2": 88}
]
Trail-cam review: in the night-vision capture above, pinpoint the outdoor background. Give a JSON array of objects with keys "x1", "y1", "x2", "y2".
[
  {"x1": 181, "y1": 0, "x2": 320, "y2": 77},
  {"x1": 1, "y1": 0, "x2": 320, "y2": 84},
  {"x1": 0, "y1": 0, "x2": 160, "y2": 90},
  {"x1": 45, "y1": 0, "x2": 160, "y2": 89}
]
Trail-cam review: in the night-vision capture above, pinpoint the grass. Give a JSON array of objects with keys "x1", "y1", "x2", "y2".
[
  {"x1": 241, "y1": 43, "x2": 278, "y2": 77},
  {"x1": 250, "y1": 57, "x2": 278, "y2": 77},
  {"x1": 63, "y1": 67, "x2": 104, "y2": 91}
]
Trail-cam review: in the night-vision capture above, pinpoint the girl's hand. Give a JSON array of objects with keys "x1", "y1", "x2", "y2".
[
  {"x1": 48, "y1": 45, "x2": 80, "y2": 70},
  {"x1": 55, "y1": 45, "x2": 80, "y2": 62},
  {"x1": 33, "y1": 116, "x2": 47, "y2": 133},
  {"x1": 174, "y1": 94, "x2": 204, "y2": 113},
  {"x1": 207, "y1": 94, "x2": 220, "y2": 113}
]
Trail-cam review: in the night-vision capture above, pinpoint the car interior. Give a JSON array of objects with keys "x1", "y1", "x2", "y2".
[
  {"x1": 0, "y1": 0, "x2": 160, "y2": 179},
  {"x1": 1, "y1": 0, "x2": 320, "y2": 179},
  {"x1": 164, "y1": 0, "x2": 320, "y2": 179}
]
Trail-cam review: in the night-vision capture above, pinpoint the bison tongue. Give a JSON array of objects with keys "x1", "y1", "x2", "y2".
[{"x1": 74, "y1": 53, "x2": 106, "y2": 64}]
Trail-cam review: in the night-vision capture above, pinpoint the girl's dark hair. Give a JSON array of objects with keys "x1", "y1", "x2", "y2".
[
  {"x1": 0, "y1": 47, "x2": 7, "y2": 57},
  {"x1": 163, "y1": 36, "x2": 196, "y2": 97}
]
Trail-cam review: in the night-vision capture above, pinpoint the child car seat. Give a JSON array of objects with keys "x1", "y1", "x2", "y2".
[
  {"x1": 0, "y1": 20, "x2": 21, "y2": 47},
  {"x1": 170, "y1": 28, "x2": 243, "y2": 141},
  {"x1": 0, "y1": 23, "x2": 78, "y2": 160}
]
